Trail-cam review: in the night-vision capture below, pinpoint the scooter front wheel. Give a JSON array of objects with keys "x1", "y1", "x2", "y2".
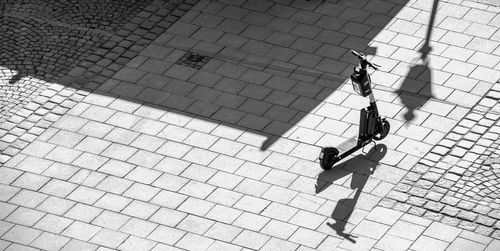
[
  {"x1": 374, "y1": 119, "x2": 390, "y2": 141},
  {"x1": 319, "y1": 147, "x2": 339, "y2": 170}
]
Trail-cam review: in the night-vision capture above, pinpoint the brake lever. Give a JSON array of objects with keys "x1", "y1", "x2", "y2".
[{"x1": 368, "y1": 62, "x2": 380, "y2": 70}]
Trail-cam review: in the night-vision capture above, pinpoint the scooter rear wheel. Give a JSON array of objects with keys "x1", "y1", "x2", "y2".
[
  {"x1": 319, "y1": 147, "x2": 339, "y2": 170},
  {"x1": 374, "y1": 119, "x2": 390, "y2": 141}
]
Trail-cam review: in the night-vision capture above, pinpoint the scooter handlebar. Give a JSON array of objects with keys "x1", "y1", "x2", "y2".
[
  {"x1": 350, "y1": 50, "x2": 364, "y2": 59},
  {"x1": 350, "y1": 49, "x2": 380, "y2": 70}
]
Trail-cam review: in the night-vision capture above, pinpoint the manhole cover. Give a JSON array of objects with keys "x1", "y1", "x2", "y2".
[{"x1": 176, "y1": 51, "x2": 211, "y2": 69}]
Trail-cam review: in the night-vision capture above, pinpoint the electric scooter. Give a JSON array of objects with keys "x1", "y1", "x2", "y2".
[{"x1": 319, "y1": 50, "x2": 390, "y2": 170}]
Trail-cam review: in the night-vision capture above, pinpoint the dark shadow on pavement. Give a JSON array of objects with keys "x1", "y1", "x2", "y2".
[
  {"x1": 0, "y1": 0, "x2": 154, "y2": 121},
  {"x1": 1, "y1": 0, "x2": 412, "y2": 153},
  {"x1": 396, "y1": 0, "x2": 439, "y2": 123},
  {"x1": 397, "y1": 57, "x2": 434, "y2": 122},
  {"x1": 316, "y1": 144, "x2": 387, "y2": 243}
]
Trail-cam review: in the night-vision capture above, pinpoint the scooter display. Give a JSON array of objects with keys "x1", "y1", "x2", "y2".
[{"x1": 319, "y1": 50, "x2": 390, "y2": 170}]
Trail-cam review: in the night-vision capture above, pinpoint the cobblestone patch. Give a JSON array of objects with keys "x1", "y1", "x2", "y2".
[
  {"x1": 381, "y1": 82, "x2": 500, "y2": 238},
  {"x1": 0, "y1": 0, "x2": 198, "y2": 163},
  {"x1": 0, "y1": 0, "x2": 153, "y2": 123}
]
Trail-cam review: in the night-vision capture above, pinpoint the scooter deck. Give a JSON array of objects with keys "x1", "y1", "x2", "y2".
[
  {"x1": 335, "y1": 136, "x2": 359, "y2": 154},
  {"x1": 335, "y1": 135, "x2": 373, "y2": 159}
]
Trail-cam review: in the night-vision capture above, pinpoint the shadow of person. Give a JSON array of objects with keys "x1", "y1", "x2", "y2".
[{"x1": 315, "y1": 144, "x2": 387, "y2": 243}]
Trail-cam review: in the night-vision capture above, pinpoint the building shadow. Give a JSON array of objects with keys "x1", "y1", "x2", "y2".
[
  {"x1": 396, "y1": 0, "x2": 439, "y2": 123},
  {"x1": 1, "y1": 0, "x2": 411, "y2": 153},
  {"x1": 316, "y1": 144, "x2": 387, "y2": 243}
]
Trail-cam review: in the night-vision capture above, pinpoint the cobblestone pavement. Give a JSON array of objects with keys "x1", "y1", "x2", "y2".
[
  {"x1": 382, "y1": 83, "x2": 500, "y2": 236},
  {"x1": 0, "y1": 0, "x2": 195, "y2": 161},
  {"x1": 1, "y1": 0, "x2": 500, "y2": 250},
  {"x1": 0, "y1": 0, "x2": 153, "y2": 123}
]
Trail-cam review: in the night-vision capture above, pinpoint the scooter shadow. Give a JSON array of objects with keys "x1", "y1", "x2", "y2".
[
  {"x1": 315, "y1": 144, "x2": 387, "y2": 243},
  {"x1": 315, "y1": 144, "x2": 387, "y2": 194}
]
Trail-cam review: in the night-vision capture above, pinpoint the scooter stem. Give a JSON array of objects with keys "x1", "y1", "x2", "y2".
[
  {"x1": 368, "y1": 93, "x2": 379, "y2": 116},
  {"x1": 368, "y1": 93, "x2": 376, "y2": 103}
]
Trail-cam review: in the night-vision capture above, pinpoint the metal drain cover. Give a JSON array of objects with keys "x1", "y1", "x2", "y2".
[{"x1": 176, "y1": 51, "x2": 211, "y2": 69}]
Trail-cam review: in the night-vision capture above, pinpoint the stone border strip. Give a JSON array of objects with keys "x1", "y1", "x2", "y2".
[{"x1": 468, "y1": 0, "x2": 500, "y2": 7}]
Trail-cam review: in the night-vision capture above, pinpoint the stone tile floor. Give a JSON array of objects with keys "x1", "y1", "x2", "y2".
[
  {"x1": 0, "y1": 0, "x2": 154, "y2": 124},
  {"x1": 1, "y1": 0, "x2": 500, "y2": 250}
]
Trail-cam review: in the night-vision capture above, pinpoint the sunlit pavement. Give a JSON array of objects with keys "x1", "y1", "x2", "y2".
[{"x1": 1, "y1": 0, "x2": 500, "y2": 250}]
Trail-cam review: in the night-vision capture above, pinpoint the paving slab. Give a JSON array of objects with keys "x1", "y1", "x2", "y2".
[{"x1": 1, "y1": 0, "x2": 500, "y2": 250}]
